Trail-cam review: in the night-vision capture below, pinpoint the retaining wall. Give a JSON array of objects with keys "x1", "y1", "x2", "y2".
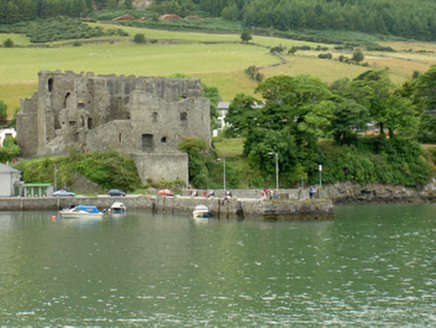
[{"x1": 0, "y1": 195, "x2": 334, "y2": 220}]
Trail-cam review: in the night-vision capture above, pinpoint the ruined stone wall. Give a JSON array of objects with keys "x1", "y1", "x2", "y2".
[{"x1": 17, "y1": 70, "x2": 211, "y2": 185}]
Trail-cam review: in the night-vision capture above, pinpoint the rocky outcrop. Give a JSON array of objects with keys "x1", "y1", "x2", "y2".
[{"x1": 324, "y1": 178, "x2": 436, "y2": 204}]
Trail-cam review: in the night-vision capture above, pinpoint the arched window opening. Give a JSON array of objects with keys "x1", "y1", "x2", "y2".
[
  {"x1": 48, "y1": 78, "x2": 54, "y2": 92},
  {"x1": 63, "y1": 92, "x2": 70, "y2": 108}
]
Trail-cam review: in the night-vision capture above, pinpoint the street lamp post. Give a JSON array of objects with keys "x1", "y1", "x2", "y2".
[
  {"x1": 268, "y1": 152, "x2": 279, "y2": 193},
  {"x1": 319, "y1": 164, "x2": 322, "y2": 188},
  {"x1": 53, "y1": 164, "x2": 58, "y2": 191},
  {"x1": 218, "y1": 158, "x2": 226, "y2": 191}
]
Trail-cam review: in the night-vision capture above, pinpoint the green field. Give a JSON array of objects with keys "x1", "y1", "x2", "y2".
[{"x1": 1, "y1": 24, "x2": 436, "y2": 116}]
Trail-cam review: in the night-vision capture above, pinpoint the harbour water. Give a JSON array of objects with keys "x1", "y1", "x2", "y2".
[{"x1": 0, "y1": 203, "x2": 434, "y2": 326}]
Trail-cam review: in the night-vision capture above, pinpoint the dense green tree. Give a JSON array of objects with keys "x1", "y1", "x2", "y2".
[
  {"x1": 0, "y1": 136, "x2": 20, "y2": 163},
  {"x1": 240, "y1": 29, "x2": 252, "y2": 43},
  {"x1": 0, "y1": 100, "x2": 7, "y2": 119},
  {"x1": 124, "y1": 0, "x2": 132, "y2": 9},
  {"x1": 233, "y1": 75, "x2": 333, "y2": 182},
  {"x1": 225, "y1": 93, "x2": 260, "y2": 137},
  {"x1": 221, "y1": 1, "x2": 239, "y2": 21},
  {"x1": 3, "y1": 38, "x2": 14, "y2": 47},
  {"x1": 330, "y1": 99, "x2": 369, "y2": 146},
  {"x1": 352, "y1": 49, "x2": 364, "y2": 63},
  {"x1": 133, "y1": 33, "x2": 146, "y2": 43},
  {"x1": 5, "y1": 0, "x2": 21, "y2": 23}
]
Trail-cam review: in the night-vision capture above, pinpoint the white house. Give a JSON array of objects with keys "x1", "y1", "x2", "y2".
[
  {"x1": 0, "y1": 128, "x2": 16, "y2": 146},
  {"x1": 0, "y1": 164, "x2": 21, "y2": 197}
]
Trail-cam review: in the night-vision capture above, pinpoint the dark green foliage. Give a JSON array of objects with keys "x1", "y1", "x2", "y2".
[
  {"x1": 201, "y1": 83, "x2": 220, "y2": 131},
  {"x1": 75, "y1": 149, "x2": 140, "y2": 191},
  {"x1": 319, "y1": 138, "x2": 432, "y2": 187},
  {"x1": 365, "y1": 43, "x2": 396, "y2": 52},
  {"x1": 270, "y1": 44, "x2": 286, "y2": 53},
  {"x1": 4, "y1": 17, "x2": 127, "y2": 43},
  {"x1": 3, "y1": 38, "x2": 14, "y2": 47},
  {"x1": 0, "y1": 136, "x2": 20, "y2": 163},
  {"x1": 244, "y1": 65, "x2": 263, "y2": 82},
  {"x1": 178, "y1": 137, "x2": 214, "y2": 188},
  {"x1": 318, "y1": 53, "x2": 332, "y2": 59},
  {"x1": 0, "y1": 100, "x2": 7, "y2": 119},
  {"x1": 14, "y1": 149, "x2": 142, "y2": 191},
  {"x1": 124, "y1": 0, "x2": 133, "y2": 9},
  {"x1": 7, "y1": 108, "x2": 19, "y2": 129},
  {"x1": 240, "y1": 29, "x2": 252, "y2": 42},
  {"x1": 221, "y1": 2, "x2": 239, "y2": 21},
  {"x1": 133, "y1": 33, "x2": 146, "y2": 43},
  {"x1": 352, "y1": 49, "x2": 364, "y2": 62},
  {"x1": 226, "y1": 69, "x2": 434, "y2": 188}
]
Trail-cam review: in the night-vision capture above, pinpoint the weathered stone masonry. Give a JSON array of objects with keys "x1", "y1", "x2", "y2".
[{"x1": 17, "y1": 70, "x2": 211, "y2": 184}]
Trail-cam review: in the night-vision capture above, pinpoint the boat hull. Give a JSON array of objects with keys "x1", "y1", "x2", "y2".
[
  {"x1": 59, "y1": 205, "x2": 104, "y2": 219},
  {"x1": 59, "y1": 212, "x2": 104, "y2": 219},
  {"x1": 193, "y1": 210, "x2": 212, "y2": 219}
]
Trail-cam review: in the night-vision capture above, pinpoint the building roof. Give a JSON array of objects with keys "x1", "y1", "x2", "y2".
[
  {"x1": 0, "y1": 163, "x2": 21, "y2": 174},
  {"x1": 23, "y1": 183, "x2": 51, "y2": 187}
]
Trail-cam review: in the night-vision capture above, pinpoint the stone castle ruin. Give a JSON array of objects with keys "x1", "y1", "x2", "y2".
[{"x1": 17, "y1": 70, "x2": 211, "y2": 184}]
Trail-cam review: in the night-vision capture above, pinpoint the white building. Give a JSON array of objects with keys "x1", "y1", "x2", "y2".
[{"x1": 0, "y1": 164, "x2": 21, "y2": 197}]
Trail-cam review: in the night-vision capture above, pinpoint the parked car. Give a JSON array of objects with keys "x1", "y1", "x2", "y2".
[
  {"x1": 53, "y1": 189, "x2": 76, "y2": 197},
  {"x1": 157, "y1": 189, "x2": 174, "y2": 197},
  {"x1": 108, "y1": 189, "x2": 126, "y2": 197}
]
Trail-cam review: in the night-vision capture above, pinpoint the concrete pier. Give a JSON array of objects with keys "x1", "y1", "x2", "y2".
[{"x1": 0, "y1": 195, "x2": 334, "y2": 220}]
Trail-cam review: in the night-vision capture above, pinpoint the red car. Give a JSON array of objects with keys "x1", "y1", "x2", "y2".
[{"x1": 157, "y1": 189, "x2": 174, "y2": 196}]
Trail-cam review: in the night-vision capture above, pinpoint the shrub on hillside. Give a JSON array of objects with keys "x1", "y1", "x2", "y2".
[
  {"x1": 5, "y1": 18, "x2": 128, "y2": 43},
  {"x1": 133, "y1": 33, "x2": 146, "y2": 44},
  {"x1": 318, "y1": 53, "x2": 332, "y2": 59},
  {"x1": 3, "y1": 38, "x2": 14, "y2": 47},
  {"x1": 245, "y1": 65, "x2": 264, "y2": 82},
  {"x1": 14, "y1": 148, "x2": 142, "y2": 191}
]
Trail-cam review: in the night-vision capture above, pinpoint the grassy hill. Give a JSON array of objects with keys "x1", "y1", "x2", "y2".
[{"x1": 1, "y1": 23, "x2": 436, "y2": 116}]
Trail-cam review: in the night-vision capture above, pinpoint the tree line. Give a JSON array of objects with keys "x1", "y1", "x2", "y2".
[
  {"x1": 1, "y1": 0, "x2": 436, "y2": 41},
  {"x1": 153, "y1": 0, "x2": 436, "y2": 41},
  {"x1": 222, "y1": 67, "x2": 436, "y2": 187},
  {"x1": 0, "y1": 0, "x2": 133, "y2": 24}
]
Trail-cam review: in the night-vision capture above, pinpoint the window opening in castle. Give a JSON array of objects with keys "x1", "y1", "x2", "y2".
[
  {"x1": 48, "y1": 78, "x2": 54, "y2": 92},
  {"x1": 152, "y1": 112, "x2": 158, "y2": 122},
  {"x1": 180, "y1": 112, "x2": 187, "y2": 121},
  {"x1": 161, "y1": 136, "x2": 167, "y2": 143},
  {"x1": 64, "y1": 93, "x2": 70, "y2": 108},
  {"x1": 119, "y1": 133, "x2": 122, "y2": 143},
  {"x1": 87, "y1": 118, "x2": 93, "y2": 129},
  {"x1": 142, "y1": 134, "x2": 154, "y2": 151}
]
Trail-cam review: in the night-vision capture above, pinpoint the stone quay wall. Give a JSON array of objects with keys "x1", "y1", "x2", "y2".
[{"x1": 0, "y1": 195, "x2": 334, "y2": 220}]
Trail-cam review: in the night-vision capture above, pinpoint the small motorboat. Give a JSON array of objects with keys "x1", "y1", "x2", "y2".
[
  {"x1": 193, "y1": 205, "x2": 212, "y2": 219},
  {"x1": 109, "y1": 202, "x2": 127, "y2": 213},
  {"x1": 59, "y1": 205, "x2": 104, "y2": 219}
]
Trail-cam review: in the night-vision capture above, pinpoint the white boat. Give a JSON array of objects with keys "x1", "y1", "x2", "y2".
[
  {"x1": 193, "y1": 205, "x2": 212, "y2": 219},
  {"x1": 109, "y1": 202, "x2": 127, "y2": 213},
  {"x1": 59, "y1": 205, "x2": 104, "y2": 219}
]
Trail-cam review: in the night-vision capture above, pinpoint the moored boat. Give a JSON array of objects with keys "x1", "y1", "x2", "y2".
[
  {"x1": 109, "y1": 202, "x2": 127, "y2": 213},
  {"x1": 59, "y1": 205, "x2": 104, "y2": 219},
  {"x1": 193, "y1": 205, "x2": 212, "y2": 219}
]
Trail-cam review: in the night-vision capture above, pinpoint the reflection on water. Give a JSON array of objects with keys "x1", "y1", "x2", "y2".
[{"x1": 0, "y1": 204, "x2": 434, "y2": 326}]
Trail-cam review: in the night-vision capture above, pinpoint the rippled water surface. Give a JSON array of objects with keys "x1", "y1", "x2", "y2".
[{"x1": 0, "y1": 203, "x2": 434, "y2": 326}]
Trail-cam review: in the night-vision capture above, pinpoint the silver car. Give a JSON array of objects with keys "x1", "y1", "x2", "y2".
[{"x1": 53, "y1": 189, "x2": 76, "y2": 197}]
